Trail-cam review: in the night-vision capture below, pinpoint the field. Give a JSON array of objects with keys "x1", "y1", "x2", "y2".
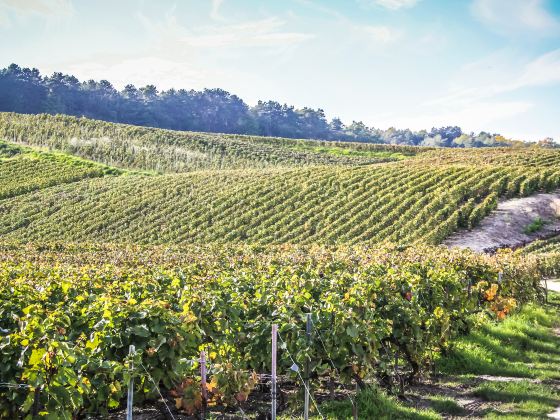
[
  {"x1": 2, "y1": 113, "x2": 560, "y2": 418},
  {"x1": 0, "y1": 113, "x2": 420, "y2": 172},
  {"x1": 1, "y1": 114, "x2": 560, "y2": 246}
]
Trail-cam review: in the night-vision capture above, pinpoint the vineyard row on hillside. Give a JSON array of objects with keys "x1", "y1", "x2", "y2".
[
  {"x1": 523, "y1": 235, "x2": 560, "y2": 259},
  {"x1": 0, "y1": 113, "x2": 422, "y2": 172},
  {"x1": 0, "y1": 140, "x2": 122, "y2": 201},
  {"x1": 1, "y1": 161, "x2": 559, "y2": 245}
]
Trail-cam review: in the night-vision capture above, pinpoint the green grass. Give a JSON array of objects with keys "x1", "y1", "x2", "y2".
[
  {"x1": 426, "y1": 395, "x2": 466, "y2": 415},
  {"x1": 0, "y1": 140, "x2": 23, "y2": 158},
  {"x1": 475, "y1": 381, "x2": 560, "y2": 419},
  {"x1": 313, "y1": 387, "x2": 440, "y2": 420},
  {"x1": 223, "y1": 379, "x2": 560, "y2": 420},
  {"x1": 431, "y1": 294, "x2": 560, "y2": 418},
  {"x1": 524, "y1": 217, "x2": 547, "y2": 234},
  {"x1": 288, "y1": 142, "x2": 409, "y2": 160},
  {"x1": 311, "y1": 295, "x2": 560, "y2": 419},
  {"x1": 436, "y1": 300, "x2": 560, "y2": 380}
]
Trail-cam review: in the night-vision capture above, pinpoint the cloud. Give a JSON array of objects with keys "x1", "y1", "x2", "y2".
[
  {"x1": 359, "y1": 0, "x2": 420, "y2": 10},
  {"x1": 427, "y1": 48, "x2": 560, "y2": 107},
  {"x1": 413, "y1": 30, "x2": 448, "y2": 53},
  {"x1": 360, "y1": 25, "x2": 400, "y2": 43},
  {"x1": 394, "y1": 48, "x2": 560, "y2": 139},
  {"x1": 182, "y1": 18, "x2": 314, "y2": 48},
  {"x1": 0, "y1": 0, "x2": 73, "y2": 16},
  {"x1": 296, "y1": 1, "x2": 401, "y2": 46},
  {"x1": 397, "y1": 101, "x2": 533, "y2": 131},
  {"x1": 138, "y1": 13, "x2": 314, "y2": 51},
  {"x1": 471, "y1": 0, "x2": 560, "y2": 36},
  {"x1": 210, "y1": 0, "x2": 225, "y2": 21},
  {"x1": 516, "y1": 49, "x2": 560, "y2": 88},
  {"x1": 53, "y1": 56, "x2": 220, "y2": 91},
  {"x1": 0, "y1": 10, "x2": 10, "y2": 27},
  {"x1": 74, "y1": 12, "x2": 316, "y2": 93}
]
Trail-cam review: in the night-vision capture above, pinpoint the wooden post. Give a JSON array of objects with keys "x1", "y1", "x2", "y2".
[
  {"x1": 498, "y1": 271, "x2": 503, "y2": 285},
  {"x1": 304, "y1": 314, "x2": 311, "y2": 420},
  {"x1": 31, "y1": 386, "x2": 41, "y2": 417},
  {"x1": 200, "y1": 350, "x2": 208, "y2": 419},
  {"x1": 126, "y1": 344, "x2": 135, "y2": 420},
  {"x1": 271, "y1": 324, "x2": 278, "y2": 420}
]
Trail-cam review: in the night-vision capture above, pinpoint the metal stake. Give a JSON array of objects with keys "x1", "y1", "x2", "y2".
[
  {"x1": 127, "y1": 344, "x2": 135, "y2": 420},
  {"x1": 272, "y1": 324, "x2": 278, "y2": 420},
  {"x1": 304, "y1": 314, "x2": 312, "y2": 420},
  {"x1": 200, "y1": 350, "x2": 207, "y2": 419}
]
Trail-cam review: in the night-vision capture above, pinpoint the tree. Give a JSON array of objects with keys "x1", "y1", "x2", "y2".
[
  {"x1": 0, "y1": 64, "x2": 47, "y2": 114},
  {"x1": 537, "y1": 137, "x2": 558, "y2": 148},
  {"x1": 0, "y1": 63, "x2": 540, "y2": 148}
]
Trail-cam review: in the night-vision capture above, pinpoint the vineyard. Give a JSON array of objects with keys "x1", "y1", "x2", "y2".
[
  {"x1": 0, "y1": 154, "x2": 559, "y2": 245},
  {"x1": 0, "y1": 242, "x2": 551, "y2": 418},
  {"x1": 0, "y1": 113, "x2": 419, "y2": 172},
  {"x1": 2, "y1": 113, "x2": 560, "y2": 418},
  {"x1": 0, "y1": 140, "x2": 122, "y2": 201},
  {"x1": 523, "y1": 235, "x2": 560, "y2": 255}
]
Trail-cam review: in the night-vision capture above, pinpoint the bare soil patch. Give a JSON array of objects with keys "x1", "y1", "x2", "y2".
[{"x1": 444, "y1": 190, "x2": 560, "y2": 253}]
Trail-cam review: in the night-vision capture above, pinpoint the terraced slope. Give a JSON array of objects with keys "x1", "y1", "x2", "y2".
[
  {"x1": 0, "y1": 140, "x2": 118, "y2": 200},
  {"x1": 0, "y1": 113, "x2": 421, "y2": 172},
  {"x1": 1, "y1": 155, "x2": 559, "y2": 245}
]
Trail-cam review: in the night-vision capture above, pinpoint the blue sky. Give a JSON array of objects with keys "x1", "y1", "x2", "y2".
[{"x1": 1, "y1": 0, "x2": 560, "y2": 141}]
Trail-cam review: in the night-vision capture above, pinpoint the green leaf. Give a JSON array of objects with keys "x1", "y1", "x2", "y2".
[
  {"x1": 131, "y1": 324, "x2": 150, "y2": 337},
  {"x1": 108, "y1": 397, "x2": 120, "y2": 409},
  {"x1": 346, "y1": 325, "x2": 358, "y2": 338},
  {"x1": 28, "y1": 348, "x2": 46, "y2": 366}
]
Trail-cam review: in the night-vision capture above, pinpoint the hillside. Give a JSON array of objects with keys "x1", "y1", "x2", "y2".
[
  {"x1": 6, "y1": 2, "x2": 560, "y2": 418},
  {"x1": 0, "y1": 140, "x2": 120, "y2": 201},
  {"x1": 0, "y1": 113, "x2": 420, "y2": 172},
  {"x1": 3, "y1": 114, "x2": 560, "y2": 418},
  {"x1": 1, "y1": 118, "x2": 560, "y2": 245}
]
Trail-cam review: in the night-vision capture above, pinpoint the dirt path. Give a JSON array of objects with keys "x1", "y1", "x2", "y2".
[
  {"x1": 444, "y1": 190, "x2": 560, "y2": 253},
  {"x1": 550, "y1": 406, "x2": 560, "y2": 419},
  {"x1": 546, "y1": 279, "x2": 560, "y2": 293}
]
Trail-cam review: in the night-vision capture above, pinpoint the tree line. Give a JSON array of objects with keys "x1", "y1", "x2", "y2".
[{"x1": 0, "y1": 63, "x2": 555, "y2": 147}]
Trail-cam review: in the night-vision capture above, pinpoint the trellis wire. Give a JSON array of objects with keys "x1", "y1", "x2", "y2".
[
  {"x1": 277, "y1": 331, "x2": 325, "y2": 420},
  {"x1": 310, "y1": 317, "x2": 357, "y2": 410},
  {"x1": 0, "y1": 382, "x2": 30, "y2": 389},
  {"x1": 138, "y1": 360, "x2": 177, "y2": 420}
]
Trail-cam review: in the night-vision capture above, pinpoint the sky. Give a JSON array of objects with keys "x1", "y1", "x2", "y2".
[{"x1": 1, "y1": 0, "x2": 560, "y2": 141}]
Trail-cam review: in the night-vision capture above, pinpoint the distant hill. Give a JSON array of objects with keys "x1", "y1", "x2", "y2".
[{"x1": 0, "y1": 113, "x2": 421, "y2": 172}]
